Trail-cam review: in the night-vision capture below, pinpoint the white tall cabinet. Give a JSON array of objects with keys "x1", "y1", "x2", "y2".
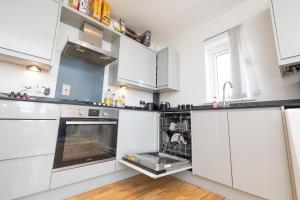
[
  {"x1": 0, "y1": 0, "x2": 60, "y2": 70},
  {"x1": 116, "y1": 110, "x2": 158, "y2": 171},
  {"x1": 271, "y1": 0, "x2": 300, "y2": 65},
  {"x1": 192, "y1": 110, "x2": 232, "y2": 187}
]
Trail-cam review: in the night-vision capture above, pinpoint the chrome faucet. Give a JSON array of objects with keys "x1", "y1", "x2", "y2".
[{"x1": 222, "y1": 81, "x2": 233, "y2": 107}]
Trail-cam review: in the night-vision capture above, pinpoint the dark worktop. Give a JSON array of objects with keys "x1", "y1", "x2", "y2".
[
  {"x1": 162, "y1": 99, "x2": 300, "y2": 113},
  {"x1": 0, "y1": 96, "x2": 157, "y2": 112},
  {"x1": 1, "y1": 95, "x2": 300, "y2": 112}
]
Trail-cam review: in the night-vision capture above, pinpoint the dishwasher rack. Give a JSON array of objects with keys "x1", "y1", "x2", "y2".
[{"x1": 159, "y1": 112, "x2": 192, "y2": 160}]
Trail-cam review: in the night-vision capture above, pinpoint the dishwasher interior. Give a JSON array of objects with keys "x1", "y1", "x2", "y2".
[{"x1": 159, "y1": 112, "x2": 192, "y2": 160}]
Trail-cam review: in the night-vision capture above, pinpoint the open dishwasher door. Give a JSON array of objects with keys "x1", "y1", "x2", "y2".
[
  {"x1": 120, "y1": 152, "x2": 192, "y2": 179},
  {"x1": 119, "y1": 112, "x2": 192, "y2": 179}
]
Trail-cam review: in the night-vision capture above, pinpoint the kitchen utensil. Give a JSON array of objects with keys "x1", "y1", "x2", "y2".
[
  {"x1": 162, "y1": 132, "x2": 170, "y2": 143},
  {"x1": 169, "y1": 122, "x2": 176, "y2": 131},
  {"x1": 171, "y1": 133, "x2": 181, "y2": 143},
  {"x1": 159, "y1": 102, "x2": 171, "y2": 111}
]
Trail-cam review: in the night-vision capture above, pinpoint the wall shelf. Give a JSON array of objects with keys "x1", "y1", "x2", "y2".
[{"x1": 60, "y1": 5, "x2": 155, "y2": 52}]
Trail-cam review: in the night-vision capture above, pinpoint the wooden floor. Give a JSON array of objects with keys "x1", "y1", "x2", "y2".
[{"x1": 68, "y1": 175, "x2": 227, "y2": 200}]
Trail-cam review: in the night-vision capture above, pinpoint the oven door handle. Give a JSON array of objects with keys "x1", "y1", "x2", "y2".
[{"x1": 65, "y1": 121, "x2": 117, "y2": 125}]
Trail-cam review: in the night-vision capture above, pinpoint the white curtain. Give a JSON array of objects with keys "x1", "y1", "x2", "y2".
[{"x1": 229, "y1": 25, "x2": 261, "y2": 99}]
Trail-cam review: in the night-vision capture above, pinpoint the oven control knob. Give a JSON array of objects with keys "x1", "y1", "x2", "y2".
[{"x1": 102, "y1": 112, "x2": 108, "y2": 117}]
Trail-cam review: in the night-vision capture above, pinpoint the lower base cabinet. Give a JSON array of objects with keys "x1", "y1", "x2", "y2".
[
  {"x1": 192, "y1": 108, "x2": 293, "y2": 200},
  {"x1": 192, "y1": 110, "x2": 232, "y2": 187},
  {"x1": 50, "y1": 160, "x2": 116, "y2": 189},
  {"x1": 0, "y1": 155, "x2": 54, "y2": 200},
  {"x1": 228, "y1": 108, "x2": 293, "y2": 200}
]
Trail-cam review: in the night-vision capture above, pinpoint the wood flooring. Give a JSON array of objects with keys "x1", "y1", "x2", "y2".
[{"x1": 68, "y1": 175, "x2": 228, "y2": 200}]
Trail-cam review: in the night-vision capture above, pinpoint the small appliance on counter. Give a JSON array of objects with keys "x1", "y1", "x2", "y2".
[
  {"x1": 146, "y1": 102, "x2": 158, "y2": 111},
  {"x1": 159, "y1": 101, "x2": 171, "y2": 111}
]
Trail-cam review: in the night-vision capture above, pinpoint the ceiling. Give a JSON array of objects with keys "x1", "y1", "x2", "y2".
[{"x1": 109, "y1": 0, "x2": 243, "y2": 45}]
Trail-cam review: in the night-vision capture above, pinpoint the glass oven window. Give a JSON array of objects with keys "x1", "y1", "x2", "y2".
[
  {"x1": 63, "y1": 124, "x2": 115, "y2": 162},
  {"x1": 54, "y1": 119, "x2": 118, "y2": 169}
]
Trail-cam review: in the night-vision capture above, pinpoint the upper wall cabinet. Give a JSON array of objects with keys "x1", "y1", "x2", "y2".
[
  {"x1": 271, "y1": 0, "x2": 300, "y2": 65},
  {"x1": 0, "y1": 0, "x2": 60, "y2": 70},
  {"x1": 157, "y1": 48, "x2": 180, "y2": 92},
  {"x1": 110, "y1": 36, "x2": 157, "y2": 91}
]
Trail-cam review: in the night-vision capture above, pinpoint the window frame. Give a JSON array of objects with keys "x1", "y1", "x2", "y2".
[{"x1": 205, "y1": 33, "x2": 231, "y2": 102}]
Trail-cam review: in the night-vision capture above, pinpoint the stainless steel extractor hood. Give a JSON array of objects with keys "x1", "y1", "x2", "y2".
[{"x1": 63, "y1": 23, "x2": 117, "y2": 66}]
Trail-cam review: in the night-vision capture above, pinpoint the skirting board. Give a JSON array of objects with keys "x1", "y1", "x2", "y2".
[
  {"x1": 20, "y1": 169, "x2": 139, "y2": 200},
  {"x1": 172, "y1": 171, "x2": 264, "y2": 200}
]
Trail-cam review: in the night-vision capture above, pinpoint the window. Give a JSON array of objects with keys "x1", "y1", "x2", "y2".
[
  {"x1": 205, "y1": 32, "x2": 231, "y2": 102},
  {"x1": 205, "y1": 26, "x2": 261, "y2": 103}
]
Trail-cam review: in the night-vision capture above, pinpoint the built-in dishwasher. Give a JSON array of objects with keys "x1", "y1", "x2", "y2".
[{"x1": 120, "y1": 112, "x2": 192, "y2": 178}]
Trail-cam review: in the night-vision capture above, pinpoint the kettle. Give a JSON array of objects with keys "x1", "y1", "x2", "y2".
[{"x1": 159, "y1": 101, "x2": 171, "y2": 111}]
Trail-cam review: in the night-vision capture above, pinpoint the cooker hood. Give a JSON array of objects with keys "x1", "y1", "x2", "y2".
[{"x1": 63, "y1": 23, "x2": 117, "y2": 66}]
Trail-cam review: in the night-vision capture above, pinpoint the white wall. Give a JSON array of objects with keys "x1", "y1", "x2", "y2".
[
  {"x1": 160, "y1": 0, "x2": 300, "y2": 106},
  {"x1": 0, "y1": 22, "x2": 153, "y2": 106}
]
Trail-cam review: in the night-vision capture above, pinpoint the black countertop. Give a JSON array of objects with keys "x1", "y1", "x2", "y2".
[
  {"x1": 1, "y1": 95, "x2": 300, "y2": 112},
  {"x1": 0, "y1": 96, "x2": 157, "y2": 112},
  {"x1": 163, "y1": 99, "x2": 300, "y2": 112}
]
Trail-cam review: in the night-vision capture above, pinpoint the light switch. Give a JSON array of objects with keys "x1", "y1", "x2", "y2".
[{"x1": 62, "y1": 84, "x2": 71, "y2": 96}]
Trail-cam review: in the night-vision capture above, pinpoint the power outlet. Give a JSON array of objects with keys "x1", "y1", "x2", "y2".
[{"x1": 62, "y1": 84, "x2": 71, "y2": 96}]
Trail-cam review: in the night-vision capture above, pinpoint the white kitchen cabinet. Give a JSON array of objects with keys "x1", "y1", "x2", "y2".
[
  {"x1": 191, "y1": 110, "x2": 232, "y2": 187},
  {"x1": 228, "y1": 108, "x2": 293, "y2": 200},
  {"x1": 0, "y1": 100, "x2": 61, "y2": 119},
  {"x1": 271, "y1": 0, "x2": 300, "y2": 65},
  {"x1": 285, "y1": 109, "x2": 300, "y2": 200},
  {"x1": 51, "y1": 160, "x2": 116, "y2": 189},
  {"x1": 116, "y1": 110, "x2": 158, "y2": 171},
  {"x1": 110, "y1": 36, "x2": 157, "y2": 91},
  {"x1": 0, "y1": 0, "x2": 60, "y2": 70},
  {"x1": 0, "y1": 120, "x2": 59, "y2": 160},
  {"x1": 0, "y1": 155, "x2": 54, "y2": 200},
  {"x1": 157, "y1": 47, "x2": 180, "y2": 92}
]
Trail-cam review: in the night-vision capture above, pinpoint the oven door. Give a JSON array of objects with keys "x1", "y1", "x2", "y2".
[{"x1": 53, "y1": 118, "x2": 118, "y2": 171}]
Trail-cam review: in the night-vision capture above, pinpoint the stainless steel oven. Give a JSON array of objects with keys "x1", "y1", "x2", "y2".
[{"x1": 53, "y1": 105, "x2": 118, "y2": 171}]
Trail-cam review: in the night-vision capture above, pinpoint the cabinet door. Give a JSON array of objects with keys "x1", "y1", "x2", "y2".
[
  {"x1": 191, "y1": 110, "x2": 232, "y2": 187},
  {"x1": 118, "y1": 37, "x2": 157, "y2": 88},
  {"x1": 157, "y1": 48, "x2": 180, "y2": 91},
  {"x1": 271, "y1": 0, "x2": 300, "y2": 61},
  {"x1": 157, "y1": 48, "x2": 169, "y2": 88},
  {"x1": 285, "y1": 109, "x2": 300, "y2": 199},
  {"x1": 0, "y1": 0, "x2": 60, "y2": 60},
  {"x1": 0, "y1": 120, "x2": 59, "y2": 160},
  {"x1": 228, "y1": 108, "x2": 293, "y2": 200},
  {"x1": 116, "y1": 110, "x2": 158, "y2": 171},
  {"x1": 0, "y1": 155, "x2": 53, "y2": 200}
]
